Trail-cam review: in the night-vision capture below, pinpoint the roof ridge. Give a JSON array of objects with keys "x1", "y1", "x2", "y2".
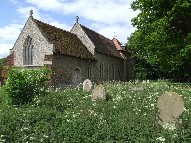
[
  {"x1": 32, "y1": 18, "x2": 95, "y2": 60},
  {"x1": 80, "y1": 24, "x2": 113, "y2": 42},
  {"x1": 79, "y1": 24, "x2": 124, "y2": 59},
  {"x1": 33, "y1": 18, "x2": 74, "y2": 36}
]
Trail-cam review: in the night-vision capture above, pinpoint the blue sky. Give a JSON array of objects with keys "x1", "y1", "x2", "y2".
[{"x1": 0, "y1": 0, "x2": 139, "y2": 58}]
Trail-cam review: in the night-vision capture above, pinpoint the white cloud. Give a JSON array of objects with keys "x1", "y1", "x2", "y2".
[
  {"x1": 24, "y1": 0, "x2": 139, "y2": 42},
  {"x1": 77, "y1": 1, "x2": 134, "y2": 25},
  {"x1": 25, "y1": 0, "x2": 137, "y2": 25},
  {"x1": 0, "y1": 0, "x2": 138, "y2": 58},
  {"x1": 0, "y1": 44, "x2": 13, "y2": 58},
  {"x1": 9, "y1": 0, "x2": 19, "y2": 5},
  {"x1": 0, "y1": 24, "x2": 23, "y2": 58},
  {"x1": 25, "y1": 0, "x2": 62, "y2": 11},
  {"x1": 49, "y1": 21, "x2": 71, "y2": 31},
  {"x1": 0, "y1": 3, "x2": 73, "y2": 58},
  {"x1": 0, "y1": 24, "x2": 23, "y2": 42},
  {"x1": 97, "y1": 24, "x2": 136, "y2": 43},
  {"x1": 17, "y1": 6, "x2": 41, "y2": 20},
  {"x1": 17, "y1": 6, "x2": 72, "y2": 30}
]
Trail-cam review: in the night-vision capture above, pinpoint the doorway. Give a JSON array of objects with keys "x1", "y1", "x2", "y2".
[{"x1": 72, "y1": 68, "x2": 81, "y2": 86}]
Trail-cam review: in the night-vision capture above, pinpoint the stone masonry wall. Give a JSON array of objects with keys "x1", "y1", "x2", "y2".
[
  {"x1": 13, "y1": 17, "x2": 53, "y2": 67},
  {"x1": 71, "y1": 23, "x2": 131, "y2": 82},
  {"x1": 52, "y1": 52, "x2": 124, "y2": 88},
  {"x1": 52, "y1": 53, "x2": 95, "y2": 88},
  {"x1": 94, "y1": 53, "x2": 124, "y2": 82},
  {"x1": 71, "y1": 23, "x2": 95, "y2": 55}
]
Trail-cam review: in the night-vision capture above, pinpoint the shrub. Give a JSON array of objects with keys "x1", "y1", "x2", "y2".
[
  {"x1": 0, "y1": 81, "x2": 191, "y2": 142},
  {"x1": 0, "y1": 58, "x2": 5, "y2": 77},
  {"x1": 4, "y1": 67, "x2": 49, "y2": 105}
]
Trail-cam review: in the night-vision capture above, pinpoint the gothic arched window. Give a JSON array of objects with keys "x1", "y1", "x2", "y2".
[{"x1": 23, "y1": 36, "x2": 34, "y2": 65}]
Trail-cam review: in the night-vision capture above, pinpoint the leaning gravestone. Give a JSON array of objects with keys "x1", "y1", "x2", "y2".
[
  {"x1": 83, "y1": 79, "x2": 92, "y2": 92},
  {"x1": 157, "y1": 92, "x2": 184, "y2": 126},
  {"x1": 91, "y1": 84, "x2": 106, "y2": 101}
]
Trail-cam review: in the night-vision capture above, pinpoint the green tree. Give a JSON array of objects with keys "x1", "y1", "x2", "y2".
[
  {"x1": 0, "y1": 58, "x2": 5, "y2": 78},
  {"x1": 128, "y1": 0, "x2": 191, "y2": 79}
]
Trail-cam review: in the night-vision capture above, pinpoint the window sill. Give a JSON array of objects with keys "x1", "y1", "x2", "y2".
[
  {"x1": 22, "y1": 65, "x2": 43, "y2": 68},
  {"x1": 23, "y1": 65, "x2": 35, "y2": 67}
]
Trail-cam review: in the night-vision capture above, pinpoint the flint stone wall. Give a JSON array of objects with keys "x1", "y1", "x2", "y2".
[{"x1": 12, "y1": 17, "x2": 53, "y2": 67}]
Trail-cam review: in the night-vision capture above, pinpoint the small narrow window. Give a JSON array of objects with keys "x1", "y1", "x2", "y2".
[
  {"x1": 23, "y1": 36, "x2": 34, "y2": 65},
  {"x1": 88, "y1": 65, "x2": 92, "y2": 79},
  {"x1": 108, "y1": 65, "x2": 112, "y2": 80},
  {"x1": 112, "y1": 64, "x2": 115, "y2": 80},
  {"x1": 99, "y1": 62, "x2": 104, "y2": 78}
]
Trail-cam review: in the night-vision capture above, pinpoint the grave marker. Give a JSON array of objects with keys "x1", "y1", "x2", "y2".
[
  {"x1": 83, "y1": 79, "x2": 92, "y2": 92},
  {"x1": 157, "y1": 92, "x2": 184, "y2": 126},
  {"x1": 91, "y1": 84, "x2": 106, "y2": 101}
]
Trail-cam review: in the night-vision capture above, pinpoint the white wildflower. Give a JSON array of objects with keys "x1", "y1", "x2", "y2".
[
  {"x1": 156, "y1": 136, "x2": 165, "y2": 142},
  {"x1": 142, "y1": 80, "x2": 146, "y2": 83},
  {"x1": 43, "y1": 135, "x2": 48, "y2": 138},
  {"x1": 173, "y1": 133, "x2": 178, "y2": 138},
  {"x1": 88, "y1": 109, "x2": 94, "y2": 115},
  {"x1": 30, "y1": 136, "x2": 35, "y2": 140},
  {"x1": 184, "y1": 107, "x2": 188, "y2": 112},
  {"x1": 163, "y1": 123, "x2": 176, "y2": 131},
  {"x1": 73, "y1": 114, "x2": 77, "y2": 118},
  {"x1": 0, "y1": 139, "x2": 6, "y2": 143}
]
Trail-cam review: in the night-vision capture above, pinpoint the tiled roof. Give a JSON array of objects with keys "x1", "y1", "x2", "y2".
[
  {"x1": 112, "y1": 38, "x2": 125, "y2": 51},
  {"x1": 80, "y1": 24, "x2": 124, "y2": 59},
  {"x1": 33, "y1": 19, "x2": 95, "y2": 60}
]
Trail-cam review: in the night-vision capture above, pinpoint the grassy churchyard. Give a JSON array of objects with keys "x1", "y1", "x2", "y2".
[{"x1": 0, "y1": 81, "x2": 191, "y2": 142}]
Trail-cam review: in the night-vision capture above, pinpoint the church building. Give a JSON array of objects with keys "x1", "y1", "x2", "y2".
[{"x1": 1, "y1": 10, "x2": 134, "y2": 87}]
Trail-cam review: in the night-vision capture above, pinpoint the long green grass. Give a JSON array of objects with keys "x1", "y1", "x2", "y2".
[{"x1": 0, "y1": 81, "x2": 191, "y2": 142}]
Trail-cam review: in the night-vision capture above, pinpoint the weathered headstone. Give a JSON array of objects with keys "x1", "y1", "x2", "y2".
[
  {"x1": 83, "y1": 79, "x2": 92, "y2": 92},
  {"x1": 157, "y1": 92, "x2": 184, "y2": 126},
  {"x1": 130, "y1": 85, "x2": 144, "y2": 91},
  {"x1": 91, "y1": 84, "x2": 106, "y2": 101}
]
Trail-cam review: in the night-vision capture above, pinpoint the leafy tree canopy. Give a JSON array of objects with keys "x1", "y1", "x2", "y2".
[
  {"x1": 0, "y1": 58, "x2": 5, "y2": 77},
  {"x1": 128, "y1": 0, "x2": 191, "y2": 79}
]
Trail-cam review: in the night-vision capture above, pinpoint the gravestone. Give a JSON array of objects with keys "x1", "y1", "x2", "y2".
[
  {"x1": 130, "y1": 85, "x2": 144, "y2": 91},
  {"x1": 157, "y1": 92, "x2": 184, "y2": 126},
  {"x1": 91, "y1": 84, "x2": 106, "y2": 101},
  {"x1": 83, "y1": 79, "x2": 92, "y2": 92}
]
